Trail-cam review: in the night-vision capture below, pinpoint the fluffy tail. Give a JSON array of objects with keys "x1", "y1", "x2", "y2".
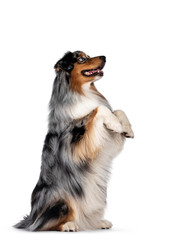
[
  {"x1": 14, "y1": 200, "x2": 69, "y2": 231},
  {"x1": 14, "y1": 215, "x2": 33, "y2": 230}
]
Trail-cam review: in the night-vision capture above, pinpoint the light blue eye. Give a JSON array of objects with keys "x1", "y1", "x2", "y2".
[{"x1": 78, "y1": 57, "x2": 87, "y2": 63}]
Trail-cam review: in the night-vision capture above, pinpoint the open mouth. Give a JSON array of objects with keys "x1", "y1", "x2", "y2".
[{"x1": 82, "y1": 62, "x2": 105, "y2": 77}]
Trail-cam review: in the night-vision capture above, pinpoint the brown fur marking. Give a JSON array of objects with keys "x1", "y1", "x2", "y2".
[
  {"x1": 70, "y1": 56, "x2": 102, "y2": 94},
  {"x1": 73, "y1": 108, "x2": 99, "y2": 162}
]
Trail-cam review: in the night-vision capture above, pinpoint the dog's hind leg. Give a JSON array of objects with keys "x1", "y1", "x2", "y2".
[
  {"x1": 27, "y1": 199, "x2": 77, "y2": 231},
  {"x1": 37, "y1": 201, "x2": 74, "y2": 231}
]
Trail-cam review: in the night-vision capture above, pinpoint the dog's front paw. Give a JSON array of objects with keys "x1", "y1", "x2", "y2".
[
  {"x1": 97, "y1": 106, "x2": 123, "y2": 133},
  {"x1": 98, "y1": 219, "x2": 113, "y2": 229},
  {"x1": 104, "y1": 117, "x2": 123, "y2": 133},
  {"x1": 122, "y1": 125, "x2": 134, "y2": 138},
  {"x1": 113, "y1": 110, "x2": 134, "y2": 138}
]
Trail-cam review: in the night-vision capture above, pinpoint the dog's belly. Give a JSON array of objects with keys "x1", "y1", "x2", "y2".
[
  {"x1": 74, "y1": 133, "x2": 125, "y2": 230},
  {"x1": 74, "y1": 166, "x2": 107, "y2": 230},
  {"x1": 99, "y1": 131, "x2": 125, "y2": 160}
]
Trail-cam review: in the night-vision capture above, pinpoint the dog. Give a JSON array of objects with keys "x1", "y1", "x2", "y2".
[{"x1": 15, "y1": 51, "x2": 134, "y2": 231}]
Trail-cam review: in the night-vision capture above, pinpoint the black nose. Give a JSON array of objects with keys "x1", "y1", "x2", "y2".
[{"x1": 99, "y1": 56, "x2": 106, "y2": 62}]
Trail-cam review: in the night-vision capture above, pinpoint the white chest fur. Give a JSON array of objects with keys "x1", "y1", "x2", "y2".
[
  {"x1": 70, "y1": 96, "x2": 100, "y2": 119},
  {"x1": 68, "y1": 86, "x2": 111, "y2": 119}
]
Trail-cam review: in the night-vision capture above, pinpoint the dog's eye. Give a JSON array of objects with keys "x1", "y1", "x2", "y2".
[{"x1": 78, "y1": 57, "x2": 87, "y2": 64}]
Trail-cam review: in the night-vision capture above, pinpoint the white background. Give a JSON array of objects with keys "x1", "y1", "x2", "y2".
[{"x1": 0, "y1": 0, "x2": 180, "y2": 239}]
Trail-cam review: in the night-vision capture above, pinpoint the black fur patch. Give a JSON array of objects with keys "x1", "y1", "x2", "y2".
[
  {"x1": 71, "y1": 126, "x2": 86, "y2": 143},
  {"x1": 54, "y1": 52, "x2": 77, "y2": 73},
  {"x1": 35, "y1": 201, "x2": 69, "y2": 231}
]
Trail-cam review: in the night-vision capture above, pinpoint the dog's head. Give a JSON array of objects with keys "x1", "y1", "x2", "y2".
[{"x1": 54, "y1": 51, "x2": 106, "y2": 94}]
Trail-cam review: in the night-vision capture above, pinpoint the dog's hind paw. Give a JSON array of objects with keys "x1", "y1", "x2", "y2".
[
  {"x1": 98, "y1": 219, "x2": 113, "y2": 229},
  {"x1": 61, "y1": 221, "x2": 79, "y2": 232}
]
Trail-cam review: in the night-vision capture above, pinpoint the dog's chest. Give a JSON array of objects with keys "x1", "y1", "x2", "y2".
[
  {"x1": 69, "y1": 96, "x2": 101, "y2": 119},
  {"x1": 68, "y1": 88, "x2": 111, "y2": 119}
]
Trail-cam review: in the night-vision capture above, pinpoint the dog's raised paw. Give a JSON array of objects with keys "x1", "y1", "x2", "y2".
[
  {"x1": 97, "y1": 106, "x2": 123, "y2": 133},
  {"x1": 104, "y1": 119, "x2": 123, "y2": 133},
  {"x1": 122, "y1": 125, "x2": 134, "y2": 138},
  {"x1": 61, "y1": 221, "x2": 79, "y2": 232}
]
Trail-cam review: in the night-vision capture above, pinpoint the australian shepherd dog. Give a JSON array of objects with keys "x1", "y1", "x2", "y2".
[{"x1": 15, "y1": 51, "x2": 134, "y2": 232}]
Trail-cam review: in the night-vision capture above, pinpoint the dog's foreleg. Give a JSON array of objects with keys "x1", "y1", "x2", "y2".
[
  {"x1": 72, "y1": 106, "x2": 123, "y2": 161},
  {"x1": 113, "y1": 110, "x2": 134, "y2": 138}
]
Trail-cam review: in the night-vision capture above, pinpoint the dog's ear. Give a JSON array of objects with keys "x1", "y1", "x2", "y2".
[{"x1": 54, "y1": 51, "x2": 75, "y2": 72}]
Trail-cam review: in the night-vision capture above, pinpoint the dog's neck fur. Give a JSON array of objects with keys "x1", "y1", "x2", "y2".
[{"x1": 48, "y1": 72, "x2": 111, "y2": 133}]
